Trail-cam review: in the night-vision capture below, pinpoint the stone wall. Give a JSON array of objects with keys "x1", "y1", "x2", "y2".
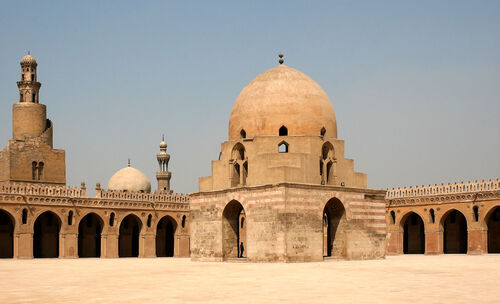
[{"x1": 190, "y1": 183, "x2": 386, "y2": 262}]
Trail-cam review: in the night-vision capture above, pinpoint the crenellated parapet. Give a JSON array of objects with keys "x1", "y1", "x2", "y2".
[
  {"x1": 386, "y1": 179, "x2": 500, "y2": 199},
  {"x1": 0, "y1": 181, "x2": 190, "y2": 211},
  {"x1": 0, "y1": 181, "x2": 85, "y2": 197},
  {"x1": 96, "y1": 188, "x2": 189, "y2": 203}
]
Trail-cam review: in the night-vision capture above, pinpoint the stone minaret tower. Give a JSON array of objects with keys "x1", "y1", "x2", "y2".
[
  {"x1": 0, "y1": 53, "x2": 66, "y2": 185},
  {"x1": 14, "y1": 52, "x2": 53, "y2": 146},
  {"x1": 156, "y1": 135, "x2": 172, "y2": 192}
]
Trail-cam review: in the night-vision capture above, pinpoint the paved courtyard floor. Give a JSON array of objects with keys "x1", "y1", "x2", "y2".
[{"x1": 0, "y1": 255, "x2": 499, "y2": 303}]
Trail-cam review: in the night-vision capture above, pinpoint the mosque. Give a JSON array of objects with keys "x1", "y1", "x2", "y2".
[{"x1": 0, "y1": 53, "x2": 498, "y2": 260}]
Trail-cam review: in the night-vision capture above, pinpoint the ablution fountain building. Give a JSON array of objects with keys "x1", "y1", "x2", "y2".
[{"x1": 0, "y1": 53, "x2": 498, "y2": 260}]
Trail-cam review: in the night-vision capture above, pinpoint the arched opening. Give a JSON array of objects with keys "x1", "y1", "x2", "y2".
[
  {"x1": 402, "y1": 212, "x2": 425, "y2": 254},
  {"x1": 181, "y1": 215, "x2": 186, "y2": 228},
  {"x1": 119, "y1": 214, "x2": 142, "y2": 257},
  {"x1": 32, "y1": 161, "x2": 37, "y2": 180},
  {"x1": 442, "y1": 210, "x2": 468, "y2": 254},
  {"x1": 240, "y1": 129, "x2": 246, "y2": 139},
  {"x1": 323, "y1": 198, "x2": 347, "y2": 258},
  {"x1": 320, "y1": 127, "x2": 326, "y2": 136},
  {"x1": 0, "y1": 210, "x2": 14, "y2": 258},
  {"x1": 109, "y1": 212, "x2": 115, "y2": 227},
  {"x1": 230, "y1": 143, "x2": 247, "y2": 187},
  {"x1": 22, "y1": 208, "x2": 28, "y2": 224},
  {"x1": 279, "y1": 125, "x2": 288, "y2": 136},
  {"x1": 486, "y1": 206, "x2": 500, "y2": 253},
  {"x1": 156, "y1": 216, "x2": 177, "y2": 257},
  {"x1": 390, "y1": 211, "x2": 396, "y2": 225},
  {"x1": 33, "y1": 211, "x2": 61, "y2": 258},
  {"x1": 321, "y1": 142, "x2": 335, "y2": 184},
  {"x1": 473, "y1": 206, "x2": 479, "y2": 222},
  {"x1": 147, "y1": 214, "x2": 152, "y2": 228},
  {"x1": 38, "y1": 162, "x2": 44, "y2": 179},
  {"x1": 68, "y1": 210, "x2": 73, "y2": 226},
  {"x1": 78, "y1": 213, "x2": 103, "y2": 258},
  {"x1": 222, "y1": 200, "x2": 246, "y2": 259},
  {"x1": 429, "y1": 209, "x2": 435, "y2": 223},
  {"x1": 278, "y1": 141, "x2": 288, "y2": 153}
]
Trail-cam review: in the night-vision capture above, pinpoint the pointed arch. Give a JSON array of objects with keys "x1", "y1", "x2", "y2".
[
  {"x1": 485, "y1": 206, "x2": 500, "y2": 253},
  {"x1": 119, "y1": 214, "x2": 142, "y2": 257},
  {"x1": 156, "y1": 216, "x2": 177, "y2": 257},
  {"x1": 440, "y1": 209, "x2": 468, "y2": 254},
  {"x1": 78, "y1": 213, "x2": 103, "y2": 258},
  {"x1": 322, "y1": 198, "x2": 347, "y2": 258},
  {"x1": 400, "y1": 212, "x2": 425, "y2": 254},
  {"x1": 0, "y1": 209, "x2": 15, "y2": 258},
  {"x1": 222, "y1": 200, "x2": 246, "y2": 259},
  {"x1": 279, "y1": 125, "x2": 288, "y2": 136},
  {"x1": 33, "y1": 211, "x2": 61, "y2": 258},
  {"x1": 278, "y1": 141, "x2": 289, "y2": 153}
]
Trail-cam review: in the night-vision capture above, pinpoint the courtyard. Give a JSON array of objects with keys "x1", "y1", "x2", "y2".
[{"x1": 0, "y1": 255, "x2": 498, "y2": 303}]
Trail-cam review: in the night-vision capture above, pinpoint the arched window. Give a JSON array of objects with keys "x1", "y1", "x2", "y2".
[
  {"x1": 473, "y1": 206, "x2": 479, "y2": 222},
  {"x1": 22, "y1": 208, "x2": 28, "y2": 224},
  {"x1": 38, "y1": 162, "x2": 44, "y2": 180},
  {"x1": 240, "y1": 129, "x2": 246, "y2": 139},
  {"x1": 390, "y1": 211, "x2": 396, "y2": 224},
  {"x1": 279, "y1": 125, "x2": 288, "y2": 136},
  {"x1": 68, "y1": 210, "x2": 73, "y2": 225},
  {"x1": 278, "y1": 141, "x2": 288, "y2": 153},
  {"x1": 320, "y1": 127, "x2": 326, "y2": 136},
  {"x1": 182, "y1": 215, "x2": 186, "y2": 228},
  {"x1": 430, "y1": 209, "x2": 435, "y2": 223},
  {"x1": 32, "y1": 161, "x2": 37, "y2": 180},
  {"x1": 147, "y1": 214, "x2": 152, "y2": 227},
  {"x1": 109, "y1": 212, "x2": 115, "y2": 227}
]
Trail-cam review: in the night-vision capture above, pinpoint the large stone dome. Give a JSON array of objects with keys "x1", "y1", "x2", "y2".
[
  {"x1": 108, "y1": 167, "x2": 151, "y2": 193},
  {"x1": 228, "y1": 64, "x2": 337, "y2": 140}
]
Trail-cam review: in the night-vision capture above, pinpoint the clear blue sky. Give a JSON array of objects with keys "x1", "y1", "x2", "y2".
[{"x1": 1, "y1": 1, "x2": 499, "y2": 194}]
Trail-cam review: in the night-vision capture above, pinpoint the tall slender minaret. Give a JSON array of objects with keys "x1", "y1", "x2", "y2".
[
  {"x1": 13, "y1": 52, "x2": 53, "y2": 146},
  {"x1": 156, "y1": 135, "x2": 172, "y2": 192}
]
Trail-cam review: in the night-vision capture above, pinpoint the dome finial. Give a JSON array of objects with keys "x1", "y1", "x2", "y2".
[
  {"x1": 128, "y1": 158, "x2": 131, "y2": 167},
  {"x1": 162, "y1": 134, "x2": 164, "y2": 141},
  {"x1": 28, "y1": 50, "x2": 30, "y2": 55},
  {"x1": 278, "y1": 52, "x2": 284, "y2": 65}
]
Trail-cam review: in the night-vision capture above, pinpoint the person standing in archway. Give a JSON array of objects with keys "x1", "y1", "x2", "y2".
[{"x1": 239, "y1": 242, "x2": 245, "y2": 258}]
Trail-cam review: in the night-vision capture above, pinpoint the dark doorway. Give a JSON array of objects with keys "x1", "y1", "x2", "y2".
[
  {"x1": 487, "y1": 207, "x2": 500, "y2": 253},
  {"x1": 33, "y1": 211, "x2": 61, "y2": 258},
  {"x1": 78, "y1": 213, "x2": 103, "y2": 258},
  {"x1": 443, "y1": 210, "x2": 468, "y2": 254},
  {"x1": 119, "y1": 214, "x2": 142, "y2": 257},
  {"x1": 323, "y1": 198, "x2": 346, "y2": 258},
  {"x1": 156, "y1": 216, "x2": 177, "y2": 257},
  {"x1": 0, "y1": 210, "x2": 14, "y2": 258},
  {"x1": 222, "y1": 200, "x2": 246, "y2": 259},
  {"x1": 403, "y1": 212, "x2": 425, "y2": 254}
]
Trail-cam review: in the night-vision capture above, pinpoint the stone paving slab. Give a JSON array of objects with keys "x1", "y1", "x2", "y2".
[{"x1": 0, "y1": 255, "x2": 499, "y2": 303}]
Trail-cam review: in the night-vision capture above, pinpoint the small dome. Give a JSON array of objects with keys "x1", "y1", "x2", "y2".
[
  {"x1": 228, "y1": 64, "x2": 337, "y2": 140},
  {"x1": 160, "y1": 141, "x2": 167, "y2": 149},
  {"x1": 108, "y1": 167, "x2": 151, "y2": 193},
  {"x1": 21, "y1": 54, "x2": 37, "y2": 65}
]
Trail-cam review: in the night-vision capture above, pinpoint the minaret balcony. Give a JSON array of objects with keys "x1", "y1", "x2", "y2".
[{"x1": 156, "y1": 171, "x2": 171, "y2": 179}]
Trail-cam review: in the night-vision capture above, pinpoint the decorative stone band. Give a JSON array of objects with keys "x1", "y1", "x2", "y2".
[
  {"x1": 0, "y1": 182, "x2": 190, "y2": 208},
  {"x1": 0, "y1": 182, "x2": 85, "y2": 197},
  {"x1": 0, "y1": 194, "x2": 189, "y2": 211},
  {"x1": 386, "y1": 179, "x2": 500, "y2": 199},
  {"x1": 96, "y1": 189, "x2": 188, "y2": 203}
]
